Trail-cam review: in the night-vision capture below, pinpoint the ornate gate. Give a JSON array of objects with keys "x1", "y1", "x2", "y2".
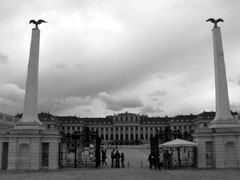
[{"x1": 60, "y1": 127, "x2": 101, "y2": 168}]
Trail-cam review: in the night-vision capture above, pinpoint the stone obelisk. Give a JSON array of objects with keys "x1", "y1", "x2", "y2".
[
  {"x1": 15, "y1": 21, "x2": 45, "y2": 129},
  {"x1": 208, "y1": 20, "x2": 237, "y2": 128}
]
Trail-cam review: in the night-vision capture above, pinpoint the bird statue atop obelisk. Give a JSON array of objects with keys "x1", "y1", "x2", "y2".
[
  {"x1": 15, "y1": 19, "x2": 47, "y2": 129},
  {"x1": 206, "y1": 18, "x2": 237, "y2": 128}
]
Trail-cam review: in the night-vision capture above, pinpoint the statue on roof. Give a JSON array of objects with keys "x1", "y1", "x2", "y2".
[
  {"x1": 206, "y1": 18, "x2": 224, "y2": 28},
  {"x1": 29, "y1": 19, "x2": 47, "y2": 29}
]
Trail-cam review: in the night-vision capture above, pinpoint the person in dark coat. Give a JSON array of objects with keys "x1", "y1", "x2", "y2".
[
  {"x1": 148, "y1": 152, "x2": 155, "y2": 169},
  {"x1": 111, "y1": 149, "x2": 115, "y2": 168},
  {"x1": 115, "y1": 150, "x2": 121, "y2": 168},
  {"x1": 164, "y1": 150, "x2": 171, "y2": 169},
  {"x1": 155, "y1": 153, "x2": 161, "y2": 170},
  {"x1": 101, "y1": 149, "x2": 107, "y2": 165},
  {"x1": 120, "y1": 152, "x2": 125, "y2": 168}
]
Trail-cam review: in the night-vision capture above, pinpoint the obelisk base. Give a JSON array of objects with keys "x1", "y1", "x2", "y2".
[
  {"x1": 209, "y1": 118, "x2": 239, "y2": 128},
  {"x1": 0, "y1": 129, "x2": 61, "y2": 170},
  {"x1": 14, "y1": 121, "x2": 45, "y2": 130},
  {"x1": 193, "y1": 127, "x2": 240, "y2": 168}
]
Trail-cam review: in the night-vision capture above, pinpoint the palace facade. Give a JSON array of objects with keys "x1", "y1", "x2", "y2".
[{"x1": 9, "y1": 111, "x2": 237, "y2": 145}]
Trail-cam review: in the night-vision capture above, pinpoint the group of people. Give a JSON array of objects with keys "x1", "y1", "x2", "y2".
[
  {"x1": 148, "y1": 150, "x2": 172, "y2": 170},
  {"x1": 111, "y1": 149, "x2": 125, "y2": 168},
  {"x1": 101, "y1": 148, "x2": 126, "y2": 168}
]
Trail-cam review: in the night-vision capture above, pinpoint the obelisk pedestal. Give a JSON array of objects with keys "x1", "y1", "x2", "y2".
[{"x1": 14, "y1": 27, "x2": 44, "y2": 130}]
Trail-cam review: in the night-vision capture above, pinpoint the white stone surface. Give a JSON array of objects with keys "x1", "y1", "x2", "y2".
[
  {"x1": 210, "y1": 27, "x2": 237, "y2": 128},
  {"x1": 16, "y1": 28, "x2": 43, "y2": 128}
]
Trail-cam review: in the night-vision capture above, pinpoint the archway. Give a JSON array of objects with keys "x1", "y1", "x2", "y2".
[
  {"x1": 17, "y1": 143, "x2": 31, "y2": 169},
  {"x1": 224, "y1": 142, "x2": 237, "y2": 168}
]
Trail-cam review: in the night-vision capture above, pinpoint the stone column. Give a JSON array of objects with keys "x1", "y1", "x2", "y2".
[
  {"x1": 103, "y1": 128, "x2": 106, "y2": 141},
  {"x1": 113, "y1": 127, "x2": 116, "y2": 140},
  {"x1": 15, "y1": 27, "x2": 43, "y2": 129},
  {"x1": 128, "y1": 128, "x2": 130, "y2": 141},
  {"x1": 118, "y1": 127, "x2": 120, "y2": 141},
  {"x1": 133, "y1": 127, "x2": 136, "y2": 140},
  {"x1": 49, "y1": 140, "x2": 60, "y2": 169},
  {"x1": 30, "y1": 137, "x2": 41, "y2": 170},
  {"x1": 123, "y1": 127, "x2": 126, "y2": 141},
  {"x1": 209, "y1": 26, "x2": 237, "y2": 128},
  {"x1": 7, "y1": 138, "x2": 17, "y2": 170},
  {"x1": 143, "y1": 127, "x2": 146, "y2": 141},
  {"x1": 0, "y1": 141, "x2": 2, "y2": 169},
  {"x1": 214, "y1": 135, "x2": 224, "y2": 168},
  {"x1": 148, "y1": 128, "x2": 150, "y2": 140}
]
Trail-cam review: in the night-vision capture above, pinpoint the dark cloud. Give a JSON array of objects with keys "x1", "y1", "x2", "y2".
[
  {"x1": 40, "y1": 96, "x2": 92, "y2": 113},
  {"x1": 150, "y1": 98, "x2": 159, "y2": 101},
  {"x1": 149, "y1": 90, "x2": 167, "y2": 97},
  {"x1": 0, "y1": 83, "x2": 24, "y2": 115},
  {"x1": 230, "y1": 101, "x2": 240, "y2": 112},
  {"x1": 0, "y1": 52, "x2": 8, "y2": 64},
  {"x1": 54, "y1": 63, "x2": 69, "y2": 70},
  {"x1": 140, "y1": 105, "x2": 164, "y2": 115},
  {"x1": 98, "y1": 92, "x2": 143, "y2": 111}
]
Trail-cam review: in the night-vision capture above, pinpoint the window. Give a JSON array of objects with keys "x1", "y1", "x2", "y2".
[{"x1": 42, "y1": 143, "x2": 49, "y2": 167}]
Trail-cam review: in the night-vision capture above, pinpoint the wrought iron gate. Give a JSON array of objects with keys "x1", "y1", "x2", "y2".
[
  {"x1": 150, "y1": 127, "x2": 195, "y2": 168},
  {"x1": 60, "y1": 127, "x2": 101, "y2": 168}
]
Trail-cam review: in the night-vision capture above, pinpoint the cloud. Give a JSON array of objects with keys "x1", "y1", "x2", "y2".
[
  {"x1": 0, "y1": 83, "x2": 24, "y2": 115},
  {"x1": 0, "y1": 52, "x2": 8, "y2": 64},
  {"x1": 140, "y1": 105, "x2": 164, "y2": 115},
  {"x1": 149, "y1": 90, "x2": 167, "y2": 97},
  {"x1": 41, "y1": 96, "x2": 92, "y2": 113},
  {"x1": 230, "y1": 101, "x2": 240, "y2": 112},
  {"x1": 0, "y1": 83, "x2": 24, "y2": 102},
  {"x1": 98, "y1": 92, "x2": 143, "y2": 111}
]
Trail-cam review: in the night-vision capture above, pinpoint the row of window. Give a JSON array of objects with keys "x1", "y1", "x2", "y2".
[{"x1": 61, "y1": 125, "x2": 192, "y2": 132}]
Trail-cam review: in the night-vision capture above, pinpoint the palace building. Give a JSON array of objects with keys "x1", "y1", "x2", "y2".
[{"x1": 8, "y1": 111, "x2": 237, "y2": 145}]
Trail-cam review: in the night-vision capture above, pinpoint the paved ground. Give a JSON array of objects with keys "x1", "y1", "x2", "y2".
[{"x1": 1, "y1": 168, "x2": 240, "y2": 180}]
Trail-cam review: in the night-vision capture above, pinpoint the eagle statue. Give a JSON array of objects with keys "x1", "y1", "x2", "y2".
[
  {"x1": 29, "y1": 19, "x2": 47, "y2": 29},
  {"x1": 206, "y1": 18, "x2": 224, "y2": 27}
]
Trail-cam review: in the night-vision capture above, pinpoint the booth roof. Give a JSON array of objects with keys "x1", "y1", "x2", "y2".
[{"x1": 159, "y1": 138, "x2": 197, "y2": 148}]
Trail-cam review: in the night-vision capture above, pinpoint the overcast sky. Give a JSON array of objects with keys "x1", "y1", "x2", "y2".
[{"x1": 1, "y1": 0, "x2": 240, "y2": 117}]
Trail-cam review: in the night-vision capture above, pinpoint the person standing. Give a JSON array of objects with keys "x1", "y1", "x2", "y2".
[
  {"x1": 120, "y1": 152, "x2": 125, "y2": 168},
  {"x1": 148, "y1": 152, "x2": 154, "y2": 169},
  {"x1": 101, "y1": 149, "x2": 107, "y2": 166},
  {"x1": 115, "y1": 150, "x2": 121, "y2": 168},
  {"x1": 111, "y1": 149, "x2": 115, "y2": 168}
]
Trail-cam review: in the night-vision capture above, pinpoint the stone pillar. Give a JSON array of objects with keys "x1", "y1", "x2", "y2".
[
  {"x1": 30, "y1": 137, "x2": 41, "y2": 170},
  {"x1": 148, "y1": 128, "x2": 150, "y2": 140},
  {"x1": 7, "y1": 138, "x2": 17, "y2": 170},
  {"x1": 118, "y1": 127, "x2": 120, "y2": 141},
  {"x1": 0, "y1": 141, "x2": 2, "y2": 169},
  {"x1": 214, "y1": 135, "x2": 224, "y2": 168},
  {"x1": 113, "y1": 127, "x2": 116, "y2": 140},
  {"x1": 103, "y1": 128, "x2": 106, "y2": 141},
  {"x1": 49, "y1": 140, "x2": 60, "y2": 169},
  {"x1": 133, "y1": 127, "x2": 136, "y2": 140},
  {"x1": 123, "y1": 127, "x2": 126, "y2": 141},
  {"x1": 143, "y1": 127, "x2": 146, "y2": 141},
  {"x1": 15, "y1": 27, "x2": 43, "y2": 129},
  {"x1": 209, "y1": 26, "x2": 237, "y2": 128},
  {"x1": 128, "y1": 128, "x2": 130, "y2": 141}
]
